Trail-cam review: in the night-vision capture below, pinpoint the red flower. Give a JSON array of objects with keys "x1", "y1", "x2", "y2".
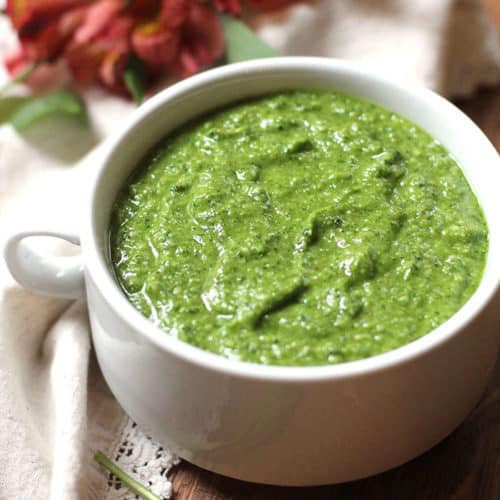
[
  {"x1": 212, "y1": 0, "x2": 242, "y2": 15},
  {"x1": 4, "y1": 0, "x2": 300, "y2": 98},
  {"x1": 7, "y1": 0, "x2": 87, "y2": 33},
  {"x1": 247, "y1": 0, "x2": 296, "y2": 10},
  {"x1": 177, "y1": 3, "x2": 225, "y2": 77}
]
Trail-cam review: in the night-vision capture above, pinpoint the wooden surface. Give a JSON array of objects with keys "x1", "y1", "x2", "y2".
[{"x1": 169, "y1": 9, "x2": 500, "y2": 498}]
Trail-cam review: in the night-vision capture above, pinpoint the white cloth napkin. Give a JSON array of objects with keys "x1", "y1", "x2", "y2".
[{"x1": 1, "y1": 1, "x2": 499, "y2": 498}]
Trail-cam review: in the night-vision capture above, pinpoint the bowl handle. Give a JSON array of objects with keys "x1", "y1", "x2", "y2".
[{"x1": 3, "y1": 229, "x2": 85, "y2": 299}]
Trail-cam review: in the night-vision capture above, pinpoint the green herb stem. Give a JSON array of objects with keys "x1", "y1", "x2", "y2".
[
  {"x1": 0, "y1": 62, "x2": 38, "y2": 96},
  {"x1": 124, "y1": 54, "x2": 145, "y2": 105},
  {"x1": 94, "y1": 450, "x2": 163, "y2": 500}
]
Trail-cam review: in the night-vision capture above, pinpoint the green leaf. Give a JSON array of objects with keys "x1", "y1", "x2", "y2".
[
  {"x1": 124, "y1": 55, "x2": 145, "y2": 105},
  {"x1": 0, "y1": 96, "x2": 32, "y2": 124},
  {"x1": 220, "y1": 14, "x2": 279, "y2": 63},
  {"x1": 10, "y1": 89, "x2": 88, "y2": 131},
  {"x1": 95, "y1": 451, "x2": 163, "y2": 500}
]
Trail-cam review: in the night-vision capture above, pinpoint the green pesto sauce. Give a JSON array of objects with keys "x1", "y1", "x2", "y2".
[{"x1": 111, "y1": 91, "x2": 488, "y2": 366}]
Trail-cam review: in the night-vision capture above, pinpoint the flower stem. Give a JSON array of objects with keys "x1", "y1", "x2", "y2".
[
  {"x1": 0, "y1": 62, "x2": 38, "y2": 96},
  {"x1": 94, "y1": 450, "x2": 163, "y2": 500}
]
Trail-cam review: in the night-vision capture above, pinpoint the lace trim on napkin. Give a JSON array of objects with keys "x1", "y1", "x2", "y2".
[
  {"x1": 86, "y1": 352, "x2": 179, "y2": 500},
  {"x1": 89, "y1": 418, "x2": 179, "y2": 500}
]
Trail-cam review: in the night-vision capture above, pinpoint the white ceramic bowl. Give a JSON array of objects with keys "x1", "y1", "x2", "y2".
[{"x1": 4, "y1": 57, "x2": 500, "y2": 486}]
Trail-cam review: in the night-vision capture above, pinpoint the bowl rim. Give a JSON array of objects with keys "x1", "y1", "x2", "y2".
[{"x1": 84, "y1": 56, "x2": 500, "y2": 382}]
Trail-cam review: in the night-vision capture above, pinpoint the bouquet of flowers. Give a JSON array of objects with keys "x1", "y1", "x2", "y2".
[{"x1": 2, "y1": 0, "x2": 299, "y2": 128}]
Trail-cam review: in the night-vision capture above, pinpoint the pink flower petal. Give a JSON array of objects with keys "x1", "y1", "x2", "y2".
[
  {"x1": 132, "y1": 22, "x2": 180, "y2": 66},
  {"x1": 65, "y1": 43, "x2": 104, "y2": 84},
  {"x1": 175, "y1": 3, "x2": 224, "y2": 77},
  {"x1": 4, "y1": 48, "x2": 28, "y2": 76},
  {"x1": 7, "y1": 0, "x2": 88, "y2": 32},
  {"x1": 159, "y1": 0, "x2": 190, "y2": 28},
  {"x1": 212, "y1": 0, "x2": 241, "y2": 15},
  {"x1": 247, "y1": 0, "x2": 299, "y2": 11},
  {"x1": 73, "y1": 0, "x2": 124, "y2": 44},
  {"x1": 99, "y1": 50, "x2": 128, "y2": 91}
]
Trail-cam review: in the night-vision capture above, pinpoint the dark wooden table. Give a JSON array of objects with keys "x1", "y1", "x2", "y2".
[{"x1": 169, "y1": 7, "x2": 500, "y2": 498}]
